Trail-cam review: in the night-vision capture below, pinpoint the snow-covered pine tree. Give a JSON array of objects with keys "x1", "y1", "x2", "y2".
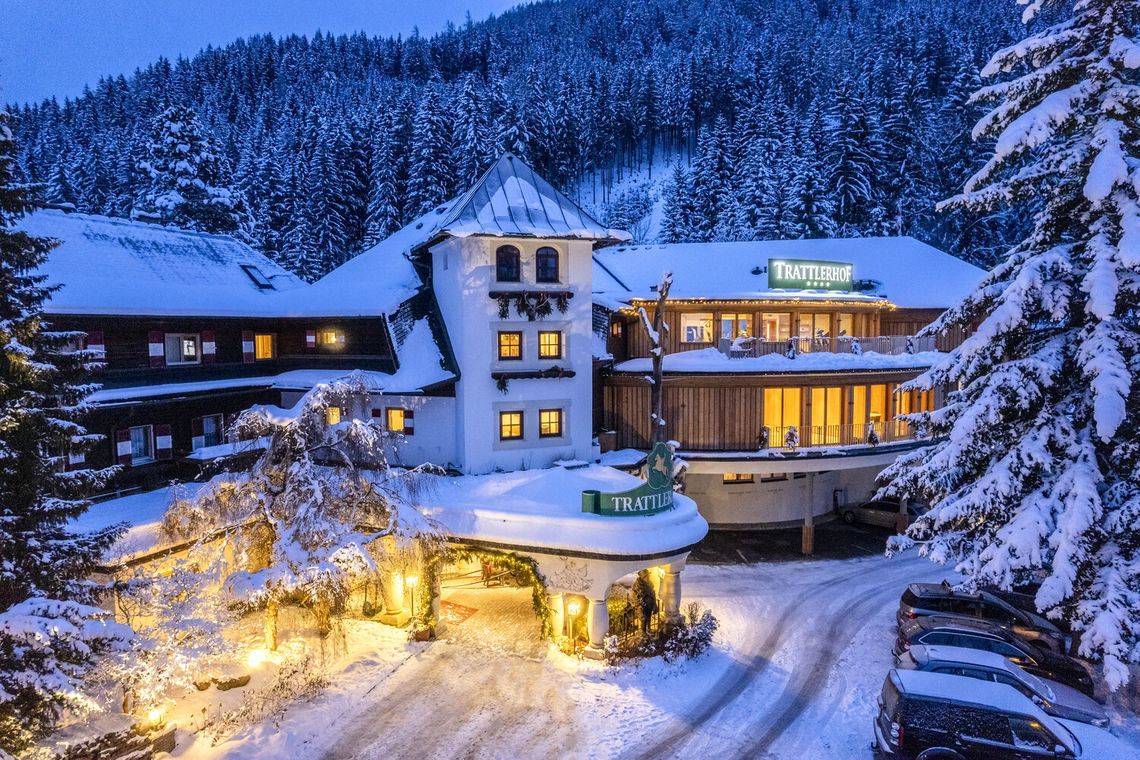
[
  {"x1": 826, "y1": 79, "x2": 880, "y2": 235},
  {"x1": 45, "y1": 160, "x2": 78, "y2": 209},
  {"x1": 881, "y1": 0, "x2": 1140, "y2": 688},
  {"x1": 137, "y1": 104, "x2": 246, "y2": 234},
  {"x1": 363, "y1": 125, "x2": 401, "y2": 251},
  {"x1": 0, "y1": 108, "x2": 129, "y2": 754},
  {"x1": 691, "y1": 116, "x2": 736, "y2": 240},
  {"x1": 659, "y1": 163, "x2": 697, "y2": 244},
  {"x1": 407, "y1": 82, "x2": 456, "y2": 217},
  {"x1": 454, "y1": 72, "x2": 493, "y2": 187}
]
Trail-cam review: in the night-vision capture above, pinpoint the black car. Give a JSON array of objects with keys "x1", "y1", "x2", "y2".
[
  {"x1": 872, "y1": 669, "x2": 1129, "y2": 759},
  {"x1": 981, "y1": 584, "x2": 1075, "y2": 635},
  {"x1": 894, "y1": 615, "x2": 1096, "y2": 698},
  {"x1": 897, "y1": 582, "x2": 1067, "y2": 653}
]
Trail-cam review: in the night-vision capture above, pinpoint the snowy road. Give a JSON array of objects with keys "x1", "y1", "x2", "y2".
[{"x1": 189, "y1": 552, "x2": 1140, "y2": 760}]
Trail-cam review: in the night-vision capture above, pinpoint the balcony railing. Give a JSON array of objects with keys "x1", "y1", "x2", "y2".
[
  {"x1": 719, "y1": 334, "x2": 937, "y2": 358},
  {"x1": 759, "y1": 420, "x2": 921, "y2": 450}
]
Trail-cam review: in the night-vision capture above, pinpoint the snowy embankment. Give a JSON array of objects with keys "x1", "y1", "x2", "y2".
[
  {"x1": 614, "y1": 348, "x2": 943, "y2": 375},
  {"x1": 165, "y1": 553, "x2": 1140, "y2": 760}
]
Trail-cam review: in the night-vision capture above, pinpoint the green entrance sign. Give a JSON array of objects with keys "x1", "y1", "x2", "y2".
[
  {"x1": 768, "y1": 258, "x2": 854, "y2": 291},
  {"x1": 582, "y1": 442, "x2": 676, "y2": 517}
]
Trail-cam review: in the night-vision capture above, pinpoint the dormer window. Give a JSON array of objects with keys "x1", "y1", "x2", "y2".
[
  {"x1": 536, "y1": 247, "x2": 559, "y2": 283},
  {"x1": 496, "y1": 245, "x2": 521, "y2": 282}
]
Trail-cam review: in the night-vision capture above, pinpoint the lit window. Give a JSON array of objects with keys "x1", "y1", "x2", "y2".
[
  {"x1": 499, "y1": 411, "x2": 523, "y2": 440},
  {"x1": 538, "y1": 331, "x2": 562, "y2": 359},
  {"x1": 723, "y1": 473, "x2": 754, "y2": 484},
  {"x1": 254, "y1": 333, "x2": 275, "y2": 360},
  {"x1": 496, "y1": 245, "x2": 521, "y2": 282},
  {"x1": 680, "y1": 313, "x2": 714, "y2": 343},
  {"x1": 326, "y1": 407, "x2": 342, "y2": 425},
  {"x1": 498, "y1": 332, "x2": 522, "y2": 360},
  {"x1": 386, "y1": 408, "x2": 405, "y2": 433},
  {"x1": 164, "y1": 333, "x2": 201, "y2": 364},
  {"x1": 536, "y1": 247, "x2": 559, "y2": 283},
  {"x1": 539, "y1": 408, "x2": 563, "y2": 438},
  {"x1": 610, "y1": 321, "x2": 623, "y2": 337},
  {"x1": 318, "y1": 329, "x2": 345, "y2": 346},
  {"x1": 130, "y1": 425, "x2": 154, "y2": 463},
  {"x1": 720, "y1": 313, "x2": 753, "y2": 340},
  {"x1": 761, "y1": 313, "x2": 791, "y2": 341}
]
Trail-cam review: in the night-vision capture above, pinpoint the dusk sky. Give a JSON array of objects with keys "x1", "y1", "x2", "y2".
[{"x1": 2, "y1": 0, "x2": 520, "y2": 105}]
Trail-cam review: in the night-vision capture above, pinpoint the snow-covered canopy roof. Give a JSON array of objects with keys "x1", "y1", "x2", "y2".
[
  {"x1": 19, "y1": 209, "x2": 304, "y2": 317},
  {"x1": 593, "y1": 237, "x2": 985, "y2": 309},
  {"x1": 437, "y1": 153, "x2": 628, "y2": 242}
]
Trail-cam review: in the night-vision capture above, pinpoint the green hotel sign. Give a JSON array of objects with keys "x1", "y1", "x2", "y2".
[
  {"x1": 582, "y1": 442, "x2": 676, "y2": 517},
  {"x1": 768, "y1": 258, "x2": 854, "y2": 291}
]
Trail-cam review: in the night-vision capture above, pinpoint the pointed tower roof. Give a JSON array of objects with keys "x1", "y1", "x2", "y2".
[{"x1": 436, "y1": 153, "x2": 630, "y2": 243}]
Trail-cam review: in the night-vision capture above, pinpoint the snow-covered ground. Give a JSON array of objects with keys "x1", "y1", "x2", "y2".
[{"x1": 164, "y1": 553, "x2": 1140, "y2": 759}]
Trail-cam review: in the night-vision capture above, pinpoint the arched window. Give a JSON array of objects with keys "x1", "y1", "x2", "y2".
[
  {"x1": 496, "y1": 245, "x2": 521, "y2": 282},
  {"x1": 536, "y1": 246, "x2": 559, "y2": 283}
]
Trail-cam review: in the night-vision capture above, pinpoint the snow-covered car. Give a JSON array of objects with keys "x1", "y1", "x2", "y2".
[
  {"x1": 873, "y1": 669, "x2": 1130, "y2": 759},
  {"x1": 893, "y1": 615, "x2": 1096, "y2": 698},
  {"x1": 896, "y1": 582, "x2": 1068, "y2": 653},
  {"x1": 896, "y1": 644, "x2": 1107, "y2": 727},
  {"x1": 839, "y1": 498, "x2": 925, "y2": 529}
]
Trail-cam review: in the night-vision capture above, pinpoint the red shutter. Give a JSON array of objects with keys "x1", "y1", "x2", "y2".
[
  {"x1": 201, "y1": 330, "x2": 217, "y2": 364},
  {"x1": 242, "y1": 330, "x2": 255, "y2": 363},
  {"x1": 148, "y1": 331, "x2": 165, "y2": 367},
  {"x1": 191, "y1": 416, "x2": 205, "y2": 451},
  {"x1": 155, "y1": 424, "x2": 173, "y2": 460},
  {"x1": 306, "y1": 330, "x2": 317, "y2": 349},
  {"x1": 85, "y1": 330, "x2": 105, "y2": 359},
  {"x1": 115, "y1": 429, "x2": 133, "y2": 466},
  {"x1": 403, "y1": 408, "x2": 415, "y2": 435}
]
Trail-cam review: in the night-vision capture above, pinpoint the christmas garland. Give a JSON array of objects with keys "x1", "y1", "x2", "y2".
[
  {"x1": 450, "y1": 547, "x2": 553, "y2": 639},
  {"x1": 492, "y1": 367, "x2": 576, "y2": 393},
  {"x1": 489, "y1": 291, "x2": 573, "y2": 322}
]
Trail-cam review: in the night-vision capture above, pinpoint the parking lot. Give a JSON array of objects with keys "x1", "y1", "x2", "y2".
[{"x1": 691, "y1": 516, "x2": 894, "y2": 564}]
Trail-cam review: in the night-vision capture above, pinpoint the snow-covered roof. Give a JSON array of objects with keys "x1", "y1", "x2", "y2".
[
  {"x1": 613, "y1": 348, "x2": 942, "y2": 374},
  {"x1": 437, "y1": 153, "x2": 628, "y2": 243},
  {"x1": 425, "y1": 464, "x2": 708, "y2": 557},
  {"x1": 19, "y1": 209, "x2": 304, "y2": 317},
  {"x1": 592, "y1": 237, "x2": 985, "y2": 309}
]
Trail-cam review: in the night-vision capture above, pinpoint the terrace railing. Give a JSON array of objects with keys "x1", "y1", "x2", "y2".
[
  {"x1": 719, "y1": 334, "x2": 937, "y2": 358},
  {"x1": 758, "y1": 420, "x2": 920, "y2": 450}
]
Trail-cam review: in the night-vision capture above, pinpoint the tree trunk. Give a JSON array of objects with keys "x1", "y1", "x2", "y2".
[{"x1": 640, "y1": 273, "x2": 672, "y2": 445}]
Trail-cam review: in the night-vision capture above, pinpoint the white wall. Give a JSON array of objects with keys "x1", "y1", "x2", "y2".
[
  {"x1": 685, "y1": 465, "x2": 881, "y2": 527},
  {"x1": 431, "y1": 236, "x2": 596, "y2": 474}
]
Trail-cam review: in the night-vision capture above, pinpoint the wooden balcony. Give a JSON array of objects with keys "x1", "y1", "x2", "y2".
[
  {"x1": 719, "y1": 334, "x2": 937, "y2": 358},
  {"x1": 759, "y1": 420, "x2": 921, "y2": 450}
]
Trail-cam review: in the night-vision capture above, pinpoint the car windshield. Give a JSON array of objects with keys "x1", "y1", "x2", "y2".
[{"x1": 1011, "y1": 667, "x2": 1055, "y2": 702}]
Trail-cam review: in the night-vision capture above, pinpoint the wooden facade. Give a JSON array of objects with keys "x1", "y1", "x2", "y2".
[{"x1": 601, "y1": 369, "x2": 932, "y2": 452}]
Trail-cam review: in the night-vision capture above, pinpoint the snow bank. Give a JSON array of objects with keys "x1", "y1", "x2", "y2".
[{"x1": 614, "y1": 348, "x2": 944, "y2": 374}]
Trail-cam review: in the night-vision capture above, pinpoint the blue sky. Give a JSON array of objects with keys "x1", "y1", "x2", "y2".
[{"x1": 2, "y1": 0, "x2": 520, "y2": 105}]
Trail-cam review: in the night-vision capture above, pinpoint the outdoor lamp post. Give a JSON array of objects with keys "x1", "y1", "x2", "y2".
[
  {"x1": 405, "y1": 574, "x2": 420, "y2": 623},
  {"x1": 567, "y1": 598, "x2": 581, "y2": 650}
]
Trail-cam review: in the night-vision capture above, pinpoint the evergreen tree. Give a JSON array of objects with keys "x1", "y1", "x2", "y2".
[
  {"x1": 454, "y1": 73, "x2": 493, "y2": 186},
  {"x1": 691, "y1": 116, "x2": 735, "y2": 239},
  {"x1": 364, "y1": 125, "x2": 401, "y2": 250},
  {"x1": 660, "y1": 162, "x2": 697, "y2": 244},
  {"x1": 137, "y1": 104, "x2": 245, "y2": 234},
  {"x1": 787, "y1": 158, "x2": 836, "y2": 239},
  {"x1": 0, "y1": 108, "x2": 128, "y2": 754},
  {"x1": 882, "y1": 0, "x2": 1140, "y2": 688},
  {"x1": 407, "y1": 83, "x2": 456, "y2": 217},
  {"x1": 826, "y1": 81, "x2": 880, "y2": 234},
  {"x1": 45, "y1": 160, "x2": 78, "y2": 208}
]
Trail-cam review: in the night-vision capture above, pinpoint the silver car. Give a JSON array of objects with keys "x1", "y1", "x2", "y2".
[{"x1": 896, "y1": 643, "x2": 1108, "y2": 727}]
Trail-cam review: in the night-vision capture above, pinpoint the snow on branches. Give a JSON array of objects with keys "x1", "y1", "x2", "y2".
[
  {"x1": 162, "y1": 372, "x2": 445, "y2": 648},
  {"x1": 886, "y1": 0, "x2": 1140, "y2": 688}
]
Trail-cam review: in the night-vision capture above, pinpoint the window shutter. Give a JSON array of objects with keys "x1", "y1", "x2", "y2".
[
  {"x1": 306, "y1": 330, "x2": 317, "y2": 349},
  {"x1": 191, "y1": 416, "x2": 205, "y2": 451},
  {"x1": 155, "y1": 424, "x2": 173, "y2": 460},
  {"x1": 85, "y1": 330, "x2": 105, "y2": 359},
  {"x1": 404, "y1": 408, "x2": 415, "y2": 435},
  {"x1": 201, "y1": 330, "x2": 217, "y2": 364},
  {"x1": 115, "y1": 429, "x2": 133, "y2": 466},
  {"x1": 242, "y1": 330, "x2": 255, "y2": 363},
  {"x1": 148, "y1": 331, "x2": 166, "y2": 367}
]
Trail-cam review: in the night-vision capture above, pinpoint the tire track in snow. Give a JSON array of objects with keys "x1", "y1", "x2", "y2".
[{"x1": 630, "y1": 563, "x2": 883, "y2": 760}]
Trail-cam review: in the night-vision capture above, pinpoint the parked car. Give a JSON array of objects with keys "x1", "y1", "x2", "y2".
[
  {"x1": 897, "y1": 582, "x2": 1068, "y2": 653},
  {"x1": 896, "y1": 644, "x2": 1107, "y2": 727},
  {"x1": 981, "y1": 583, "x2": 1075, "y2": 635},
  {"x1": 840, "y1": 498, "x2": 925, "y2": 528},
  {"x1": 894, "y1": 615, "x2": 1096, "y2": 698},
  {"x1": 873, "y1": 669, "x2": 1130, "y2": 759}
]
